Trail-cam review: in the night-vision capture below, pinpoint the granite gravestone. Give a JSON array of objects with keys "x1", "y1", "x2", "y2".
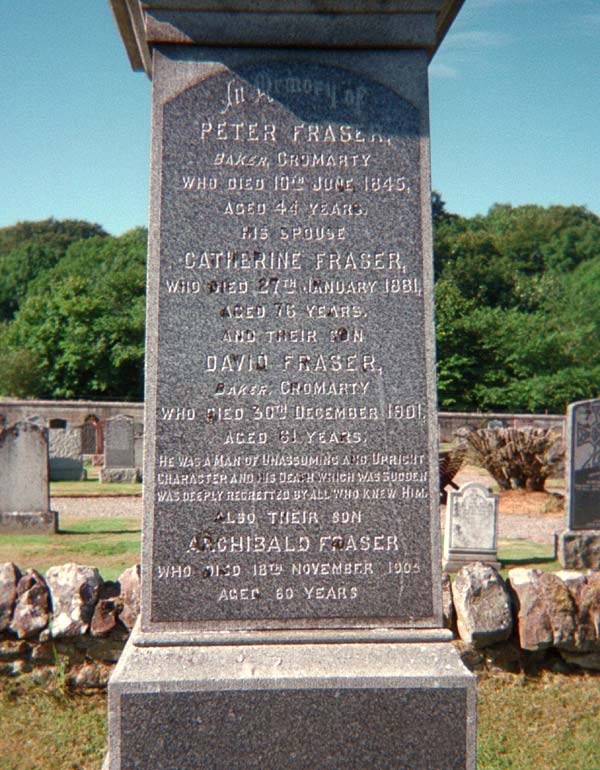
[
  {"x1": 107, "y1": 2, "x2": 475, "y2": 768},
  {"x1": 49, "y1": 425, "x2": 85, "y2": 481},
  {"x1": 443, "y1": 482, "x2": 499, "y2": 571},
  {"x1": 559, "y1": 398, "x2": 600, "y2": 568},
  {"x1": 101, "y1": 415, "x2": 139, "y2": 483},
  {"x1": 0, "y1": 422, "x2": 57, "y2": 533}
]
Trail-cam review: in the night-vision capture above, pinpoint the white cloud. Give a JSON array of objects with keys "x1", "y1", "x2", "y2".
[
  {"x1": 443, "y1": 29, "x2": 510, "y2": 49},
  {"x1": 429, "y1": 62, "x2": 460, "y2": 79}
]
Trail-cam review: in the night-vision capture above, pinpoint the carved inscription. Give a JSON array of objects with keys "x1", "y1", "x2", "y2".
[{"x1": 151, "y1": 62, "x2": 434, "y2": 624}]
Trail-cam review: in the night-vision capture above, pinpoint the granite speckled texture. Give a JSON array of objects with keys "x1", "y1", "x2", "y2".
[
  {"x1": 142, "y1": 49, "x2": 442, "y2": 634},
  {"x1": 108, "y1": 636, "x2": 476, "y2": 770},
  {"x1": 111, "y1": 1, "x2": 466, "y2": 75}
]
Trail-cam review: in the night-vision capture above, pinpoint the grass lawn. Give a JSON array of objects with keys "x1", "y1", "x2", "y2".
[
  {"x1": 0, "y1": 518, "x2": 141, "y2": 581},
  {"x1": 0, "y1": 669, "x2": 598, "y2": 769},
  {"x1": 50, "y1": 479, "x2": 142, "y2": 497},
  {"x1": 497, "y1": 539, "x2": 560, "y2": 575},
  {"x1": 478, "y1": 671, "x2": 600, "y2": 770}
]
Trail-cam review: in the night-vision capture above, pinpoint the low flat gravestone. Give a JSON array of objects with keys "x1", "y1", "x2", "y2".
[
  {"x1": 100, "y1": 415, "x2": 140, "y2": 483},
  {"x1": 443, "y1": 482, "x2": 500, "y2": 571},
  {"x1": 559, "y1": 398, "x2": 600, "y2": 568},
  {"x1": 0, "y1": 423, "x2": 57, "y2": 533},
  {"x1": 106, "y1": 2, "x2": 475, "y2": 769}
]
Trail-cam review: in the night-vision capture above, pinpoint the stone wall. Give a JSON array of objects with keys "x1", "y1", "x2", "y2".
[
  {"x1": 0, "y1": 399, "x2": 144, "y2": 429},
  {"x1": 1, "y1": 560, "x2": 598, "y2": 686},
  {"x1": 0, "y1": 561, "x2": 139, "y2": 688}
]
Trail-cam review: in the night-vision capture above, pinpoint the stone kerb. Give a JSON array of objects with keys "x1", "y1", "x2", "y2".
[
  {"x1": 0, "y1": 422, "x2": 57, "y2": 534},
  {"x1": 559, "y1": 398, "x2": 600, "y2": 569},
  {"x1": 444, "y1": 482, "x2": 500, "y2": 571}
]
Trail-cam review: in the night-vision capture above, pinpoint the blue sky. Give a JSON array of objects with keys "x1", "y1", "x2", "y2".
[{"x1": 1, "y1": 1, "x2": 598, "y2": 235}]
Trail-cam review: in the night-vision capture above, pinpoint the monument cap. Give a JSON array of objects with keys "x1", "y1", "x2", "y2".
[{"x1": 111, "y1": 0, "x2": 465, "y2": 76}]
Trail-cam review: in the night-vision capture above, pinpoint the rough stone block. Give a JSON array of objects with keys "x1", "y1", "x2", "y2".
[
  {"x1": 9, "y1": 569, "x2": 50, "y2": 639},
  {"x1": 452, "y1": 563, "x2": 512, "y2": 648},
  {"x1": 99, "y1": 468, "x2": 140, "y2": 483},
  {"x1": 0, "y1": 562, "x2": 21, "y2": 631},
  {"x1": 508, "y1": 568, "x2": 576, "y2": 651},
  {"x1": 46, "y1": 563, "x2": 103, "y2": 638},
  {"x1": 117, "y1": 565, "x2": 140, "y2": 632},
  {"x1": 558, "y1": 530, "x2": 600, "y2": 569}
]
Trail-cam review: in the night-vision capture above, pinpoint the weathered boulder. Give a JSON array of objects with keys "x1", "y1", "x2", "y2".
[
  {"x1": 118, "y1": 564, "x2": 140, "y2": 631},
  {"x1": 452, "y1": 562, "x2": 513, "y2": 647},
  {"x1": 67, "y1": 661, "x2": 112, "y2": 689},
  {"x1": 91, "y1": 599, "x2": 121, "y2": 637},
  {"x1": 8, "y1": 569, "x2": 50, "y2": 639},
  {"x1": 0, "y1": 562, "x2": 21, "y2": 631},
  {"x1": 559, "y1": 532, "x2": 600, "y2": 570},
  {"x1": 441, "y1": 572, "x2": 455, "y2": 631},
  {"x1": 45, "y1": 563, "x2": 102, "y2": 638},
  {"x1": 558, "y1": 571, "x2": 600, "y2": 652},
  {"x1": 508, "y1": 568, "x2": 576, "y2": 651}
]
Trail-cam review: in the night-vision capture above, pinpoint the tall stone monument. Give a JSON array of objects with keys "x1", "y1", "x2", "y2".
[
  {"x1": 559, "y1": 398, "x2": 600, "y2": 568},
  {"x1": 107, "y1": 2, "x2": 475, "y2": 767}
]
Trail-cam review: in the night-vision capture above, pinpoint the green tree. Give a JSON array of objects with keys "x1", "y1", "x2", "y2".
[
  {"x1": 0, "y1": 218, "x2": 107, "y2": 321},
  {"x1": 0, "y1": 228, "x2": 146, "y2": 400},
  {"x1": 433, "y1": 202, "x2": 600, "y2": 412}
]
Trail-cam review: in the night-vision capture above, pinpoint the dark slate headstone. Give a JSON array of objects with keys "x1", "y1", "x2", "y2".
[
  {"x1": 560, "y1": 398, "x2": 600, "y2": 568},
  {"x1": 143, "y1": 54, "x2": 441, "y2": 633},
  {"x1": 568, "y1": 398, "x2": 600, "y2": 530}
]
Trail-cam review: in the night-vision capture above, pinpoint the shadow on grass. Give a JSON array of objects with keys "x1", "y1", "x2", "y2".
[
  {"x1": 501, "y1": 555, "x2": 556, "y2": 567},
  {"x1": 58, "y1": 528, "x2": 141, "y2": 536}
]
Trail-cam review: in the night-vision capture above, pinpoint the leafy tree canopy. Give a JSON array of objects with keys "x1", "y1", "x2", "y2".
[
  {"x1": 0, "y1": 218, "x2": 107, "y2": 321},
  {"x1": 433, "y1": 195, "x2": 600, "y2": 413},
  {"x1": 0, "y1": 225, "x2": 146, "y2": 401}
]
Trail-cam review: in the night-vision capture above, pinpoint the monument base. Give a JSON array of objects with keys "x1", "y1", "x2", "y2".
[
  {"x1": 106, "y1": 633, "x2": 476, "y2": 770},
  {"x1": 99, "y1": 468, "x2": 141, "y2": 483},
  {"x1": 558, "y1": 530, "x2": 600, "y2": 569},
  {"x1": 0, "y1": 510, "x2": 58, "y2": 534}
]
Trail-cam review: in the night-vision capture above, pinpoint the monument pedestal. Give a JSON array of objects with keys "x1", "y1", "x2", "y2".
[
  {"x1": 558, "y1": 530, "x2": 600, "y2": 569},
  {"x1": 107, "y1": 630, "x2": 475, "y2": 770}
]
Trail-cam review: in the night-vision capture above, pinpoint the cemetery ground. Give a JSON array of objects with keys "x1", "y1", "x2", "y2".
[{"x1": 1, "y1": 467, "x2": 599, "y2": 769}]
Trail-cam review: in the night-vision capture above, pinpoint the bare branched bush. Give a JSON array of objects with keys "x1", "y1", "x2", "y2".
[{"x1": 460, "y1": 427, "x2": 564, "y2": 492}]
